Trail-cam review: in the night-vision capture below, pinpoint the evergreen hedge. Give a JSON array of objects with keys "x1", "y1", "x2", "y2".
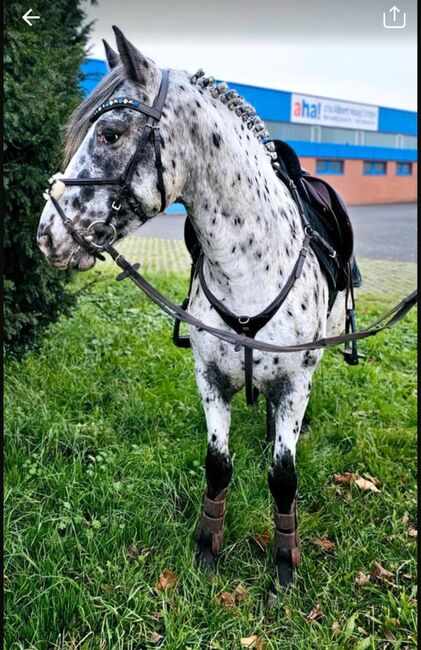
[{"x1": 4, "y1": 1, "x2": 92, "y2": 355}]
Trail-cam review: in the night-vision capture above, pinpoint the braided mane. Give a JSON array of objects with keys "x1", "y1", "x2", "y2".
[{"x1": 190, "y1": 69, "x2": 277, "y2": 161}]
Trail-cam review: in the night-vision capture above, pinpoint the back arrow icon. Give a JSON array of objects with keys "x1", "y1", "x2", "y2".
[{"x1": 22, "y1": 9, "x2": 40, "y2": 26}]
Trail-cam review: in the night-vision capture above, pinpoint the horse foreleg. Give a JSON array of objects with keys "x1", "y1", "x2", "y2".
[
  {"x1": 268, "y1": 380, "x2": 310, "y2": 588},
  {"x1": 195, "y1": 367, "x2": 233, "y2": 571}
]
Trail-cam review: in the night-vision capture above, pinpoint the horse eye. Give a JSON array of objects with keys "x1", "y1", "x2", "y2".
[{"x1": 98, "y1": 131, "x2": 120, "y2": 145}]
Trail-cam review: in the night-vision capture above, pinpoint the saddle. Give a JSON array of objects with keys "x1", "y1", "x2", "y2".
[
  {"x1": 173, "y1": 138, "x2": 363, "y2": 396},
  {"x1": 270, "y1": 139, "x2": 360, "y2": 293}
]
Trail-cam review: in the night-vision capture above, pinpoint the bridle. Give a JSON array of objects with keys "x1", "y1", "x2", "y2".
[
  {"x1": 43, "y1": 67, "x2": 417, "y2": 366},
  {"x1": 47, "y1": 68, "x2": 170, "y2": 258}
]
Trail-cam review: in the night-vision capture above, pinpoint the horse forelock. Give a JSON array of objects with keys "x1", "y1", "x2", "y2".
[{"x1": 63, "y1": 66, "x2": 127, "y2": 168}]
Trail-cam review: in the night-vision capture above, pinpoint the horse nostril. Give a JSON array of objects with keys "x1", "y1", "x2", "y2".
[{"x1": 38, "y1": 232, "x2": 53, "y2": 255}]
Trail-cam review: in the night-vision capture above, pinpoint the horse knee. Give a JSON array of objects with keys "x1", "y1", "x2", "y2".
[
  {"x1": 268, "y1": 449, "x2": 297, "y2": 513},
  {"x1": 205, "y1": 445, "x2": 233, "y2": 498}
]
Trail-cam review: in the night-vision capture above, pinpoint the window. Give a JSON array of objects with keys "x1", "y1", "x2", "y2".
[
  {"x1": 363, "y1": 131, "x2": 400, "y2": 147},
  {"x1": 400, "y1": 135, "x2": 417, "y2": 149},
  {"x1": 363, "y1": 161, "x2": 387, "y2": 175},
  {"x1": 316, "y1": 159, "x2": 344, "y2": 175},
  {"x1": 266, "y1": 120, "x2": 313, "y2": 141},
  {"x1": 396, "y1": 162, "x2": 413, "y2": 176},
  {"x1": 319, "y1": 126, "x2": 357, "y2": 145}
]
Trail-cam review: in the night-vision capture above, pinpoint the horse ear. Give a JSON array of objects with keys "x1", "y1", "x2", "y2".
[
  {"x1": 102, "y1": 39, "x2": 119, "y2": 69},
  {"x1": 112, "y1": 25, "x2": 155, "y2": 86}
]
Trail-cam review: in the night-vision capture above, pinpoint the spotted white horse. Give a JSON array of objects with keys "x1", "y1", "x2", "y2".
[{"x1": 38, "y1": 27, "x2": 345, "y2": 587}]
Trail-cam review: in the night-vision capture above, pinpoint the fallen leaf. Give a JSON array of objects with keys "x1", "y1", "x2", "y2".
[
  {"x1": 217, "y1": 591, "x2": 236, "y2": 608},
  {"x1": 150, "y1": 631, "x2": 164, "y2": 645},
  {"x1": 373, "y1": 561, "x2": 394, "y2": 581},
  {"x1": 234, "y1": 583, "x2": 248, "y2": 603},
  {"x1": 331, "y1": 620, "x2": 341, "y2": 636},
  {"x1": 126, "y1": 544, "x2": 140, "y2": 560},
  {"x1": 155, "y1": 569, "x2": 178, "y2": 591},
  {"x1": 362, "y1": 473, "x2": 382, "y2": 487},
  {"x1": 354, "y1": 477, "x2": 380, "y2": 492},
  {"x1": 384, "y1": 631, "x2": 397, "y2": 641},
  {"x1": 401, "y1": 513, "x2": 409, "y2": 526},
  {"x1": 311, "y1": 537, "x2": 335, "y2": 551},
  {"x1": 355, "y1": 571, "x2": 370, "y2": 587},
  {"x1": 408, "y1": 526, "x2": 417, "y2": 537},
  {"x1": 240, "y1": 635, "x2": 264, "y2": 649},
  {"x1": 252, "y1": 531, "x2": 270, "y2": 551},
  {"x1": 305, "y1": 605, "x2": 323, "y2": 623},
  {"x1": 333, "y1": 472, "x2": 355, "y2": 485}
]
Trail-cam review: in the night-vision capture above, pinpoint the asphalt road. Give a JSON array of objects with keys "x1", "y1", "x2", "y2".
[{"x1": 136, "y1": 203, "x2": 417, "y2": 262}]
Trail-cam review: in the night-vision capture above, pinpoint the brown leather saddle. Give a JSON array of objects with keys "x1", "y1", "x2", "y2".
[{"x1": 270, "y1": 139, "x2": 360, "y2": 293}]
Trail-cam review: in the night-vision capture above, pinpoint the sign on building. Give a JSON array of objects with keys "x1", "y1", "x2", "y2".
[{"x1": 291, "y1": 93, "x2": 379, "y2": 131}]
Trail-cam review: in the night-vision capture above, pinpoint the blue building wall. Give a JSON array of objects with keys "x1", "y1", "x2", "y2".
[
  {"x1": 289, "y1": 142, "x2": 417, "y2": 162},
  {"x1": 80, "y1": 59, "x2": 108, "y2": 96}
]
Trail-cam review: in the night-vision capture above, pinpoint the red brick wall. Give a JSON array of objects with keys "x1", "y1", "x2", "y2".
[{"x1": 300, "y1": 158, "x2": 418, "y2": 205}]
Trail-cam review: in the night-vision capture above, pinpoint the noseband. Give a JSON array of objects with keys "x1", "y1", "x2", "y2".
[{"x1": 46, "y1": 69, "x2": 169, "y2": 257}]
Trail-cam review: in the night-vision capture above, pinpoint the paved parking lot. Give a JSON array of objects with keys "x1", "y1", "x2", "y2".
[{"x1": 136, "y1": 203, "x2": 417, "y2": 263}]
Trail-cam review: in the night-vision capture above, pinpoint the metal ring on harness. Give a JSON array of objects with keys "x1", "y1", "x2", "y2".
[{"x1": 85, "y1": 221, "x2": 117, "y2": 249}]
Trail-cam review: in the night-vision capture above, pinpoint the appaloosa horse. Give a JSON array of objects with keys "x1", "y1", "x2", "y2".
[{"x1": 37, "y1": 27, "x2": 345, "y2": 587}]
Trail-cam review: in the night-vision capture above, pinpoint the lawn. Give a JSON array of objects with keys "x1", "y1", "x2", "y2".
[{"x1": 4, "y1": 266, "x2": 417, "y2": 649}]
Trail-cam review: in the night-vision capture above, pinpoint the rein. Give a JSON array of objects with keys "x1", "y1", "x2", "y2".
[
  {"x1": 103, "y1": 242, "x2": 417, "y2": 354},
  {"x1": 45, "y1": 67, "x2": 417, "y2": 362}
]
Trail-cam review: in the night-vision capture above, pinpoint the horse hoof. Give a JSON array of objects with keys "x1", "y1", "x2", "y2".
[
  {"x1": 197, "y1": 548, "x2": 217, "y2": 572},
  {"x1": 276, "y1": 559, "x2": 294, "y2": 588}
]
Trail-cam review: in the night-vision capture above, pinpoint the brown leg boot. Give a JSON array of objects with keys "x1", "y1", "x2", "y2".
[
  {"x1": 197, "y1": 487, "x2": 228, "y2": 571},
  {"x1": 273, "y1": 500, "x2": 300, "y2": 587}
]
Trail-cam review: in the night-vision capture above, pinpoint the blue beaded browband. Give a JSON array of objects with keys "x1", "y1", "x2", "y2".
[{"x1": 89, "y1": 96, "x2": 163, "y2": 123}]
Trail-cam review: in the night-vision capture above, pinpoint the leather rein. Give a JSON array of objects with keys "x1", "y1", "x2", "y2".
[{"x1": 45, "y1": 68, "x2": 417, "y2": 360}]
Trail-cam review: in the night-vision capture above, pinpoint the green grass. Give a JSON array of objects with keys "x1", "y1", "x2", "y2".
[{"x1": 4, "y1": 267, "x2": 417, "y2": 649}]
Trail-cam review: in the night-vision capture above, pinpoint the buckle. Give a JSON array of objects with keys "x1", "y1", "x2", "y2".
[{"x1": 238, "y1": 315, "x2": 250, "y2": 325}]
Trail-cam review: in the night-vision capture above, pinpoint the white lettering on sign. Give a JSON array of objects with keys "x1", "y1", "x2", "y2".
[{"x1": 291, "y1": 94, "x2": 379, "y2": 131}]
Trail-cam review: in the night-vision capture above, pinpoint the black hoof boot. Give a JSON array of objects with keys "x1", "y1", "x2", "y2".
[
  {"x1": 272, "y1": 502, "x2": 300, "y2": 589},
  {"x1": 266, "y1": 400, "x2": 276, "y2": 444}
]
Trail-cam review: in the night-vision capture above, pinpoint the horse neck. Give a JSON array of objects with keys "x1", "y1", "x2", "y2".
[{"x1": 178, "y1": 83, "x2": 304, "y2": 300}]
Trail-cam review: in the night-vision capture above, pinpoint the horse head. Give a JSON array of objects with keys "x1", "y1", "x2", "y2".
[{"x1": 37, "y1": 27, "x2": 189, "y2": 270}]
